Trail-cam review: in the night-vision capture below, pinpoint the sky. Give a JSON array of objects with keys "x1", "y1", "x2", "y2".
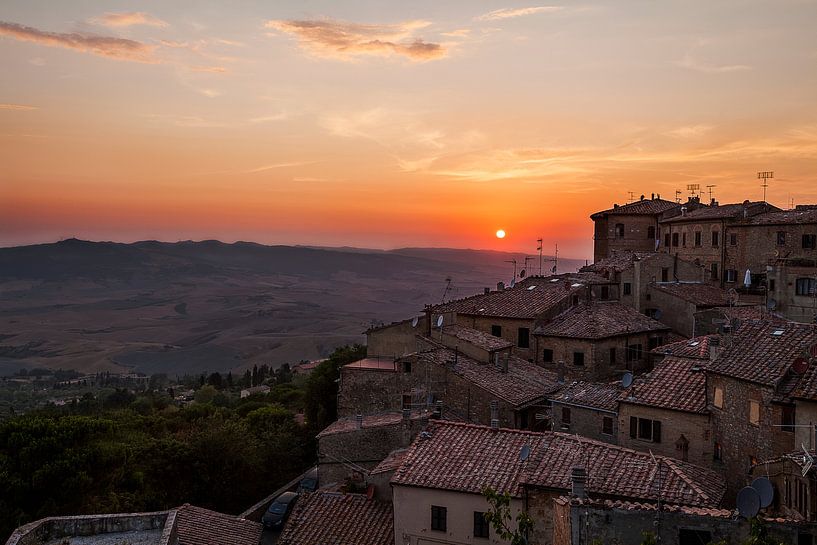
[{"x1": 1, "y1": 1, "x2": 816, "y2": 259}]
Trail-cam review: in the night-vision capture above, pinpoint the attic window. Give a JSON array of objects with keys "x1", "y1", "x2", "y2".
[
  {"x1": 688, "y1": 341, "x2": 700, "y2": 347},
  {"x1": 771, "y1": 330, "x2": 785, "y2": 337},
  {"x1": 571, "y1": 283, "x2": 582, "y2": 288},
  {"x1": 478, "y1": 308, "x2": 486, "y2": 312},
  {"x1": 527, "y1": 285, "x2": 537, "y2": 291},
  {"x1": 550, "y1": 279, "x2": 559, "y2": 283}
]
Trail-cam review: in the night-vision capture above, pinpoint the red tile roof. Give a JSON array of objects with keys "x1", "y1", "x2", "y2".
[
  {"x1": 651, "y1": 335, "x2": 716, "y2": 360},
  {"x1": 343, "y1": 357, "x2": 397, "y2": 372},
  {"x1": 649, "y1": 282, "x2": 729, "y2": 307},
  {"x1": 747, "y1": 207, "x2": 817, "y2": 225},
  {"x1": 442, "y1": 324, "x2": 514, "y2": 351},
  {"x1": 660, "y1": 202, "x2": 772, "y2": 223},
  {"x1": 707, "y1": 320, "x2": 817, "y2": 387},
  {"x1": 430, "y1": 274, "x2": 604, "y2": 319},
  {"x1": 370, "y1": 449, "x2": 409, "y2": 475},
  {"x1": 278, "y1": 492, "x2": 393, "y2": 545},
  {"x1": 391, "y1": 421, "x2": 725, "y2": 508},
  {"x1": 620, "y1": 356, "x2": 707, "y2": 414},
  {"x1": 549, "y1": 381, "x2": 623, "y2": 412},
  {"x1": 534, "y1": 301, "x2": 670, "y2": 339},
  {"x1": 790, "y1": 354, "x2": 817, "y2": 401},
  {"x1": 591, "y1": 198, "x2": 680, "y2": 219},
  {"x1": 581, "y1": 251, "x2": 655, "y2": 274},
  {"x1": 412, "y1": 345, "x2": 561, "y2": 406},
  {"x1": 555, "y1": 496, "x2": 734, "y2": 518},
  {"x1": 317, "y1": 410, "x2": 430, "y2": 437},
  {"x1": 173, "y1": 504, "x2": 262, "y2": 545}
]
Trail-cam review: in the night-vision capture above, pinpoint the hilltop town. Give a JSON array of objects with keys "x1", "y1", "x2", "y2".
[{"x1": 7, "y1": 195, "x2": 817, "y2": 545}]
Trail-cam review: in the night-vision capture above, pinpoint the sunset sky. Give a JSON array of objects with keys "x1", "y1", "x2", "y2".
[{"x1": 1, "y1": 1, "x2": 816, "y2": 258}]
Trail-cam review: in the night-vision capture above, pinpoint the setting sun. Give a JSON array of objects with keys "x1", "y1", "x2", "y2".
[{"x1": 496, "y1": 229, "x2": 506, "y2": 239}]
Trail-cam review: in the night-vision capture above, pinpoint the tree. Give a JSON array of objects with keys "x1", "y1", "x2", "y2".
[
  {"x1": 303, "y1": 345, "x2": 366, "y2": 430},
  {"x1": 194, "y1": 385, "x2": 217, "y2": 404},
  {"x1": 481, "y1": 486, "x2": 534, "y2": 545},
  {"x1": 743, "y1": 518, "x2": 785, "y2": 545},
  {"x1": 206, "y1": 372, "x2": 223, "y2": 390}
]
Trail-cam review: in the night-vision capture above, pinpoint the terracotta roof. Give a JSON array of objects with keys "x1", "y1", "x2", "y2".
[
  {"x1": 317, "y1": 410, "x2": 429, "y2": 437},
  {"x1": 549, "y1": 381, "x2": 622, "y2": 412},
  {"x1": 278, "y1": 492, "x2": 393, "y2": 545},
  {"x1": 707, "y1": 320, "x2": 817, "y2": 387},
  {"x1": 660, "y1": 202, "x2": 771, "y2": 223},
  {"x1": 174, "y1": 504, "x2": 262, "y2": 545},
  {"x1": 554, "y1": 496, "x2": 734, "y2": 518},
  {"x1": 620, "y1": 356, "x2": 707, "y2": 414},
  {"x1": 651, "y1": 335, "x2": 716, "y2": 360},
  {"x1": 649, "y1": 282, "x2": 729, "y2": 307},
  {"x1": 430, "y1": 274, "x2": 605, "y2": 319},
  {"x1": 370, "y1": 449, "x2": 409, "y2": 475},
  {"x1": 343, "y1": 357, "x2": 397, "y2": 371},
  {"x1": 747, "y1": 207, "x2": 817, "y2": 225},
  {"x1": 442, "y1": 324, "x2": 514, "y2": 351},
  {"x1": 411, "y1": 345, "x2": 561, "y2": 406},
  {"x1": 591, "y1": 198, "x2": 680, "y2": 219},
  {"x1": 790, "y1": 351, "x2": 817, "y2": 401},
  {"x1": 581, "y1": 251, "x2": 654, "y2": 274},
  {"x1": 391, "y1": 421, "x2": 725, "y2": 507},
  {"x1": 534, "y1": 302, "x2": 670, "y2": 339}
]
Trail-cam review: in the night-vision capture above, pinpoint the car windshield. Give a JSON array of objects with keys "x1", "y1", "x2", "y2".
[{"x1": 269, "y1": 503, "x2": 287, "y2": 514}]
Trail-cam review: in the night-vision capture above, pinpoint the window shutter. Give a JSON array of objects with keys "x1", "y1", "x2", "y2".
[
  {"x1": 630, "y1": 416, "x2": 637, "y2": 438},
  {"x1": 653, "y1": 420, "x2": 662, "y2": 443}
]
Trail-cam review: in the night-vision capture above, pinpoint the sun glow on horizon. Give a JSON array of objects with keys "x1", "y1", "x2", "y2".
[{"x1": 496, "y1": 229, "x2": 506, "y2": 239}]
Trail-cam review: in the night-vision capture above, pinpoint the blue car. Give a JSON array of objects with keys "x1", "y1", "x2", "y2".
[{"x1": 262, "y1": 491, "x2": 299, "y2": 529}]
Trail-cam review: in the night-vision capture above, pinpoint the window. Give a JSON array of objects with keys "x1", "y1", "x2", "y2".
[
  {"x1": 600, "y1": 286, "x2": 609, "y2": 300},
  {"x1": 473, "y1": 512, "x2": 489, "y2": 539},
  {"x1": 782, "y1": 405, "x2": 795, "y2": 433},
  {"x1": 769, "y1": 279, "x2": 776, "y2": 292},
  {"x1": 491, "y1": 325, "x2": 502, "y2": 337},
  {"x1": 517, "y1": 327, "x2": 530, "y2": 349},
  {"x1": 571, "y1": 294, "x2": 579, "y2": 306},
  {"x1": 749, "y1": 400, "x2": 760, "y2": 426},
  {"x1": 664, "y1": 233, "x2": 671, "y2": 248},
  {"x1": 402, "y1": 360, "x2": 412, "y2": 373},
  {"x1": 803, "y1": 234, "x2": 817, "y2": 250},
  {"x1": 661, "y1": 267, "x2": 669, "y2": 282},
  {"x1": 431, "y1": 506, "x2": 447, "y2": 532},
  {"x1": 730, "y1": 233, "x2": 738, "y2": 246},
  {"x1": 602, "y1": 416, "x2": 613, "y2": 435},
  {"x1": 694, "y1": 231, "x2": 702, "y2": 246},
  {"x1": 630, "y1": 416, "x2": 661, "y2": 442},
  {"x1": 713, "y1": 387, "x2": 724, "y2": 409},
  {"x1": 672, "y1": 233, "x2": 679, "y2": 247},
  {"x1": 713, "y1": 441, "x2": 722, "y2": 461},
  {"x1": 682, "y1": 232, "x2": 687, "y2": 247},
  {"x1": 542, "y1": 348, "x2": 553, "y2": 364},
  {"x1": 609, "y1": 348, "x2": 616, "y2": 364},
  {"x1": 796, "y1": 278, "x2": 817, "y2": 296},
  {"x1": 573, "y1": 352, "x2": 585, "y2": 366},
  {"x1": 402, "y1": 394, "x2": 412, "y2": 409},
  {"x1": 676, "y1": 435, "x2": 690, "y2": 461},
  {"x1": 711, "y1": 231, "x2": 720, "y2": 247},
  {"x1": 626, "y1": 344, "x2": 643, "y2": 362},
  {"x1": 623, "y1": 282, "x2": 632, "y2": 295},
  {"x1": 725, "y1": 269, "x2": 737, "y2": 283},
  {"x1": 679, "y1": 529, "x2": 712, "y2": 545},
  {"x1": 710, "y1": 263, "x2": 719, "y2": 281},
  {"x1": 562, "y1": 407, "x2": 571, "y2": 424},
  {"x1": 646, "y1": 308, "x2": 659, "y2": 319},
  {"x1": 647, "y1": 226, "x2": 656, "y2": 239},
  {"x1": 777, "y1": 231, "x2": 787, "y2": 246},
  {"x1": 615, "y1": 223, "x2": 625, "y2": 238},
  {"x1": 648, "y1": 337, "x2": 663, "y2": 350}
]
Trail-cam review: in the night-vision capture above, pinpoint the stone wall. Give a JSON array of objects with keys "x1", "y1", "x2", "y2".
[
  {"x1": 535, "y1": 332, "x2": 659, "y2": 381},
  {"x1": 796, "y1": 400, "x2": 817, "y2": 451},
  {"x1": 645, "y1": 285, "x2": 699, "y2": 337},
  {"x1": 550, "y1": 401, "x2": 617, "y2": 444},
  {"x1": 5, "y1": 512, "x2": 170, "y2": 545},
  {"x1": 661, "y1": 218, "x2": 726, "y2": 283},
  {"x1": 367, "y1": 318, "x2": 427, "y2": 358},
  {"x1": 618, "y1": 403, "x2": 712, "y2": 468},
  {"x1": 767, "y1": 262, "x2": 817, "y2": 323},
  {"x1": 726, "y1": 221, "x2": 817, "y2": 275},
  {"x1": 594, "y1": 214, "x2": 661, "y2": 262},
  {"x1": 337, "y1": 366, "x2": 409, "y2": 417}
]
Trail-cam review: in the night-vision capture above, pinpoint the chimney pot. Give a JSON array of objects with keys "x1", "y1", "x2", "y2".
[
  {"x1": 571, "y1": 466, "x2": 588, "y2": 498},
  {"x1": 402, "y1": 408, "x2": 411, "y2": 420},
  {"x1": 484, "y1": 287, "x2": 491, "y2": 295},
  {"x1": 490, "y1": 418, "x2": 500, "y2": 430},
  {"x1": 356, "y1": 414, "x2": 363, "y2": 429},
  {"x1": 640, "y1": 194, "x2": 645, "y2": 201},
  {"x1": 497, "y1": 281, "x2": 505, "y2": 291},
  {"x1": 433, "y1": 400, "x2": 443, "y2": 419}
]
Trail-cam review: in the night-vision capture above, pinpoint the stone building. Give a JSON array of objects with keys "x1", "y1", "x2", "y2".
[
  {"x1": 366, "y1": 316, "x2": 428, "y2": 359},
  {"x1": 390, "y1": 420, "x2": 726, "y2": 545},
  {"x1": 644, "y1": 281, "x2": 746, "y2": 337},
  {"x1": 547, "y1": 380, "x2": 622, "y2": 443},
  {"x1": 337, "y1": 357, "x2": 405, "y2": 417},
  {"x1": 618, "y1": 355, "x2": 712, "y2": 468},
  {"x1": 590, "y1": 194, "x2": 684, "y2": 263},
  {"x1": 533, "y1": 301, "x2": 671, "y2": 381},
  {"x1": 706, "y1": 319, "x2": 817, "y2": 501}
]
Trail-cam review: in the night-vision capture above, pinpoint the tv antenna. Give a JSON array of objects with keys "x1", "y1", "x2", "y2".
[
  {"x1": 538, "y1": 243, "x2": 558, "y2": 275},
  {"x1": 505, "y1": 259, "x2": 518, "y2": 279},
  {"x1": 706, "y1": 185, "x2": 716, "y2": 202},
  {"x1": 627, "y1": 191, "x2": 635, "y2": 203},
  {"x1": 758, "y1": 171, "x2": 774, "y2": 202},
  {"x1": 674, "y1": 189, "x2": 682, "y2": 203},
  {"x1": 522, "y1": 256, "x2": 535, "y2": 278},
  {"x1": 686, "y1": 183, "x2": 700, "y2": 197},
  {"x1": 441, "y1": 277, "x2": 453, "y2": 303},
  {"x1": 537, "y1": 238, "x2": 543, "y2": 276}
]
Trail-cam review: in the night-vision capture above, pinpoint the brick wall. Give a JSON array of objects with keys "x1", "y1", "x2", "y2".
[
  {"x1": 767, "y1": 262, "x2": 817, "y2": 323},
  {"x1": 337, "y1": 366, "x2": 410, "y2": 417},
  {"x1": 726, "y1": 222, "x2": 817, "y2": 275},
  {"x1": 661, "y1": 219, "x2": 725, "y2": 282},
  {"x1": 618, "y1": 403, "x2": 712, "y2": 468},
  {"x1": 594, "y1": 214, "x2": 661, "y2": 262}
]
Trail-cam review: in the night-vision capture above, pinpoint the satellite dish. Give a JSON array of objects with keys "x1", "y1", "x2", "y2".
[
  {"x1": 520, "y1": 269, "x2": 526, "y2": 278},
  {"x1": 653, "y1": 309, "x2": 663, "y2": 320},
  {"x1": 737, "y1": 486, "x2": 761, "y2": 518},
  {"x1": 767, "y1": 299, "x2": 778, "y2": 311},
  {"x1": 520, "y1": 444, "x2": 531, "y2": 462},
  {"x1": 621, "y1": 372, "x2": 634, "y2": 388},
  {"x1": 510, "y1": 278, "x2": 516, "y2": 288},
  {"x1": 411, "y1": 316, "x2": 419, "y2": 328},
  {"x1": 436, "y1": 315, "x2": 444, "y2": 328},
  {"x1": 793, "y1": 357, "x2": 809, "y2": 375},
  {"x1": 751, "y1": 477, "x2": 774, "y2": 508}
]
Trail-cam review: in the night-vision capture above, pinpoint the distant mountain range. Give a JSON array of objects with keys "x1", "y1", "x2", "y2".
[{"x1": 0, "y1": 239, "x2": 583, "y2": 376}]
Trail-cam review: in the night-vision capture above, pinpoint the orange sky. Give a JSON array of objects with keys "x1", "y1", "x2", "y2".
[{"x1": 1, "y1": 1, "x2": 816, "y2": 259}]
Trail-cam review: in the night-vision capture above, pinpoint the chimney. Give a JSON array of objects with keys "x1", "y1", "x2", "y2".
[
  {"x1": 640, "y1": 194, "x2": 645, "y2": 201},
  {"x1": 681, "y1": 206, "x2": 687, "y2": 217},
  {"x1": 571, "y1": 466, "x2": 588, "y2": 498},
  {"x1": 501, "y1": 352, "x2": 509, "y2": 374},
  {"x1": 356, "y1": 414, "x2": 363, "y2": 429},
  {"x1": 557, "y1": 361, "x2": 566, "y2": 384},
  {"x1": 711, "y1": 198, "x2": 718, "y2": 207},
  {"x1": 490, "y1": 400, "x2": 499, "y2": 429},
  {"x1": 402, "y1": 408, "x2": 411, "y2": 421},
  {"x1": 497, "y1": 281, "x2": 505, "y2": 291},
  {"x1": 484, "y1": 287, "x2": 491, "y2": 295},
  {"x1": 651, "y1": 193, "x2": 655, "y2": 200},
  {"x1": 433, "y1": 400, "x2": 443, "y2": 419}
]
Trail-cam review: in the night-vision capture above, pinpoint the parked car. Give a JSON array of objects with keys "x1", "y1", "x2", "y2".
[
  {"x1": 298, "y1": 467, "x2": 318, "y2": 492},
  {"x1": 262, "y1": 491, "x2": 299, "y2": 529}
]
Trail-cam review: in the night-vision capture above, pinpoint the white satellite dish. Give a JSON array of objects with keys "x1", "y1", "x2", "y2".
[
  {"x1": 509, "y1": 278, "x2": 516, "y2": 288},
  {"x1": 411, "y1": 316, "x2": 419, "y2": 328},
  {"x1": 436, "y1": 315, "x2": 444, "y2": 328},
  {"x1": 744, "y1": 269, "x2": 752, "y2": 288},
  {"x1": 621, "y1": 372, "x2": 634, "y2": 388},
  {"x1": 520, "y1": 444, "x2": 531, "y2": 462},
  {"x1": 736, "y1": 486, "x2": 760, "y2": 519}
]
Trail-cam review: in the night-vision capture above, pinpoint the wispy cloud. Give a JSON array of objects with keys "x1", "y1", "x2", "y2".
[
  {"x1": 666, "y1": 125, "x2": 714, "y2": 138},
  {"x1": 249, "y1": 112, "x2": 289, "y2": 123},
  {"x1": 0, "y1": 103, "x2": 38, "y2": 111},
  {"x1": 0, "y1": 21, "x2": 156, "y2": 63},
  {"x1": 441, "y1": 29, "x2": 471, "y2": 38},
  {"x1": 90, "y1": 12, "x2": 169, "y2": 28},
  {"x1": 675, "y1": 53, "x2": 751, "y2": 73},
  {"x1": 244, "y1": 161, "x2": 314, "y2": 174},
  {"x1": 264, "y1": 18, "x2": 446, "y2": 62},
  {"x1": 475, "y1": 6, "x2": 563, "y2": 21}
]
